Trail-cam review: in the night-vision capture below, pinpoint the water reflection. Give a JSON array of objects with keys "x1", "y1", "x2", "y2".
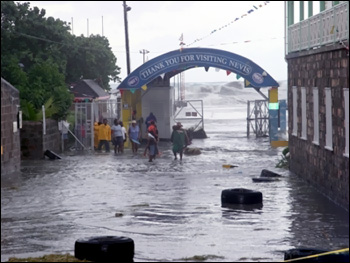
[
  {"x1": 221, "y1": 203, "x2": 263, "y2": 212},
  {"x1": 286, "y1": 174, "x2": 349, "y2": 250},
  {"x1": 1, "y1": 121, "x2": 349, "y2": 262}
]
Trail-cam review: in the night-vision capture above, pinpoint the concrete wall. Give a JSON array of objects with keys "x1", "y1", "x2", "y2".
[
  {"x1": 286, "y1": 45, "x2": 349, "y2": 210},
  {"x1": 1, "y1": 78, "x2": 21, "y2": 177},
  {"x1": 141, "y1": 86, "x2": 175, "y2": 140},
  {"x1": 21, "y1": 119, "x2": 60, "y2": 159}
]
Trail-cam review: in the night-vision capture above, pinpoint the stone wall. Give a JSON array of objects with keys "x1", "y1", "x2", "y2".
[
  {"x1": 1, "y1": 78, "x2": 21, "y2": 177},
  {"x1": 43, "y1": 119, "x2": 61, "y2": 154},
  {"x1": 21, "y1": 119, "x2": 60, "y2": 159},
  {"x1": 286, "y1": 44, "x2": 349, "y2": 210}
]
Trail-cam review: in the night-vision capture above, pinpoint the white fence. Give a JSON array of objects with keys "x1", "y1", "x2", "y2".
[
  {"x1": 73, "y1": 99, "x2": 121, "y2": 151},
  {"x1": 287, "y1": 2, "x2": 348, "y2": 54}
]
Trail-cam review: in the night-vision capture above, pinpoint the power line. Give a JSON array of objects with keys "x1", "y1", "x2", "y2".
[
  {"x1": 10, "y1": 28, "x2": 283, "y2": 57},
  {"x1": 9, "y1": 31, "x2": 111, "y2": 53},
  {"x1": 187, "y1": 1, "x2": 272, "y2": 47}
]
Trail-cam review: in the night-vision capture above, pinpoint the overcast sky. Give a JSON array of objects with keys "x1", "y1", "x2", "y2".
[{"x1": 19, "y1": 1, "x2": 287, "y2": 83}]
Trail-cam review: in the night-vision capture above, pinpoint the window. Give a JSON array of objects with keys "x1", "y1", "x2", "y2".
[
  {"x1": 345, "y1": 88, "x2": 349, "y2": 157},
  {"x1": 313, "y1": 87, "x2": 319, "y2": 145},
  {"x1": 292, "y1": 86, "x2": 298, "y2": 136},
  {"x1": 301, "y1": 87, "x2": 307, "y2": 139},
  {"x1": 325, "y1": 88, "x2": 333, "y2": 150}
]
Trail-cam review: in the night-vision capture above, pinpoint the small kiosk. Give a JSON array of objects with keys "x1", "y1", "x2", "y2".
[{"x1": 119, "y1": 76, "x2": 175, "y2": 140}]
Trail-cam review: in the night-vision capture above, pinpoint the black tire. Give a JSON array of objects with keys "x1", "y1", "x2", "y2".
[
  {"x1": 252, "y1": 177, "x2": 280, "y2": 183},
  {"x1": 221, "y1": 188, "x2": 263, "y2": 205},
  {"x1": 260, "y1": 169, "x2": 281, "y2": 177},
  {"x1": 75, "y1": 236, "x2": 134, "y2": 262}
]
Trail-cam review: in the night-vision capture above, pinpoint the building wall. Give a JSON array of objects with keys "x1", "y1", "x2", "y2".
[
  {"x1": 21, "y1": 119, "x2": 60, "y2": 159},
  {"x1": 121, "y1": 89, "x2": 142, "y2": 148},
  {"x1": 141, "y1": 86, "x2": 174, "y2": 140},
  {"x1": 286, "y1": 45, "x2": 349, "y2": 210},
  {"x1": 1, "y1": 78, "x2": 21, "y2": 177}
]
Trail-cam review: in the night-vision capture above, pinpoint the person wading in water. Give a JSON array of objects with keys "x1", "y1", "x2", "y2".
[{"x1": 171, "y1": 122, "x2": 189, "y2": 161}]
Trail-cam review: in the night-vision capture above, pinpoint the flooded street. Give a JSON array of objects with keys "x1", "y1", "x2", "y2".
[{"x1": 1, "y1": 83, "x2": 349, "y2": 262}]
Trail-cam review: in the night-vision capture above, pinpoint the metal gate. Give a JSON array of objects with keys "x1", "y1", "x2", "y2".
[
  {"x1": 173, "y1": 100, "x2": 204, "y2": 131},
  {"x1": 74, "y1": 99, "x2": 121, "y2": 151},
  {"x1": 247, "y1": 100, "x2": 269, "y2": 137}
]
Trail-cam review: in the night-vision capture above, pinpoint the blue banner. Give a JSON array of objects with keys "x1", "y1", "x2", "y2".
[{"x1": 118, "y1": 48, "x2": 279, "y2": 90}]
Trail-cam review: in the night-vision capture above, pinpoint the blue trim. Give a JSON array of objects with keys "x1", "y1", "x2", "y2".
[{"x1": 118, "y1": 47, "x2": 279, "y2": 90}]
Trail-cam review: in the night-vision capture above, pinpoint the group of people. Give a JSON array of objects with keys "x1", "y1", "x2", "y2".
[
  {"x1": 94, "y1": 117, "x2": 142, "y2": 155},
  {"x1": 93, "y1": 112, "x2": 191, "y2": 162},
  {"x1": 94, "y1": 118, "x2": 126, "y2": 154},
  {"x1": 143, "y1": 112, "x2": 190, "y2": 162}
]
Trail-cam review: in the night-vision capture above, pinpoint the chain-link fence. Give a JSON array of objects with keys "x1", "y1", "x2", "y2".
[{"x1": 61, "y1": 99, "x2": 121, "y2": 152}]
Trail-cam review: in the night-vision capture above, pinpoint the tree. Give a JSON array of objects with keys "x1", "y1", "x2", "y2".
[
  {"x1": 65, "y1": 35, "x2": 121, "y2": 90},
  {"x1": 1, "y1": 1, "x2": 121, "y2": 119},
  {"x1": 24, "y1": 60, "x2": 73, "y2": 119},
  {"x1": 1, "y1": 1, "x2": 73, "y2": 120},
  {"x1": 1, "y1": 1, "x2": 71, "y2": 74}
]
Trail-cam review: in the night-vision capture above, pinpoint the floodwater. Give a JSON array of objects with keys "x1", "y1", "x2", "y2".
[{"x1": 1, "y1": 82, "x2": 349, "y2": 262}]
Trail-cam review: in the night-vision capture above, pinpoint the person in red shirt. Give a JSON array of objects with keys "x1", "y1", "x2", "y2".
[
  {"x1": 144, "y1": 120, "x2": 159, "y2": 161},
  {"x1": 147, "y1": 120, "x2": 158, "y2": 141}
]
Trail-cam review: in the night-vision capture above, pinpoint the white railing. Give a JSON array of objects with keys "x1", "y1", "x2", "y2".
[{"x1": 287, "y1": 2, "x2": 349, "y2": 54}]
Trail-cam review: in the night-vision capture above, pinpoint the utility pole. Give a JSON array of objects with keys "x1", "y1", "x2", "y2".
[
  {"x1": 179, "y1": 33, "x2": 185, "y2": 100},
  {"x1": 139, "y1": 49, "x2": 149, "y2": 63},
  {"x1": 123, "y1": 1, "x2": 131, "y2": 75},
  {"x1": 102, "y1": 16, "x2": 104, "y2": 37},
  {"x1": 87, "y1": 18, "x2": 89, "y2": 37}
]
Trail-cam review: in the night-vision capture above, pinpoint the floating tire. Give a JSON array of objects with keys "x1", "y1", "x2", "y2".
[
  {"x1": 260, "y1": 169, "x2": 281, "y2": 177},
  {"x1": 74, "y1": 236, "x2": 134, "y2": 262},
  {"x1": 252, "y1": 177, "x2": 280, "y2": 183},
  {"x1": 44, "y1": 150, "x2": 62, "y2": 160},
  {"x1": 221, "y1": 188, "x2": 263, "y2": 205}
]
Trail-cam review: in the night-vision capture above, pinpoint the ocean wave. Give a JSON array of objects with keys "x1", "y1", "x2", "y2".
[
  {"x1": 184, "y1": 80, "x2": 287, "y2": 106},
  {"x1": 110, "y1": 80, "x2": 287, "y2": 106}
]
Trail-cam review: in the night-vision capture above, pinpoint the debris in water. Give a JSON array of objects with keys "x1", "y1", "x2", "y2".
[{"x1": 179, "y1": 255, "x2": 225, "y2": 261}]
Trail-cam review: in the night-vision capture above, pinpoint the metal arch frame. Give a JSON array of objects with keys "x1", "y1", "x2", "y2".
[{"x1": 117, "y1": 47, "x2": 280, "y2": 139}]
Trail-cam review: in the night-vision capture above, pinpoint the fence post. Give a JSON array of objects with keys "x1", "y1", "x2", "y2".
[{"x1": 42, "y1": 105, "x2": 46, "y2": 135}]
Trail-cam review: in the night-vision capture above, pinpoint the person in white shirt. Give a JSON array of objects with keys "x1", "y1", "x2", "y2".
[
  {"x1": 111, "y1": 119, "x2": 123, "y2": 154},
  {"x1": 119, "y1": 121, "x2": 127, "y2": 154},
  {"x1": 128, "y1": 120, "x2": 141, "y2": 154}
]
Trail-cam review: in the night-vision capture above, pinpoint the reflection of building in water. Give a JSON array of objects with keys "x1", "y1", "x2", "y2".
[
  {"x1": 287, "y1": 175, "x2": 349, "y2": 249},
  {"x1": 285, "y1": 2, "x2": 349, "y2": 210}
]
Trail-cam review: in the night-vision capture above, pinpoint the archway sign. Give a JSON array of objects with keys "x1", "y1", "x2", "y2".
[{"x1": 118, "y1": 47, "x2": 279, "y2": 91}]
